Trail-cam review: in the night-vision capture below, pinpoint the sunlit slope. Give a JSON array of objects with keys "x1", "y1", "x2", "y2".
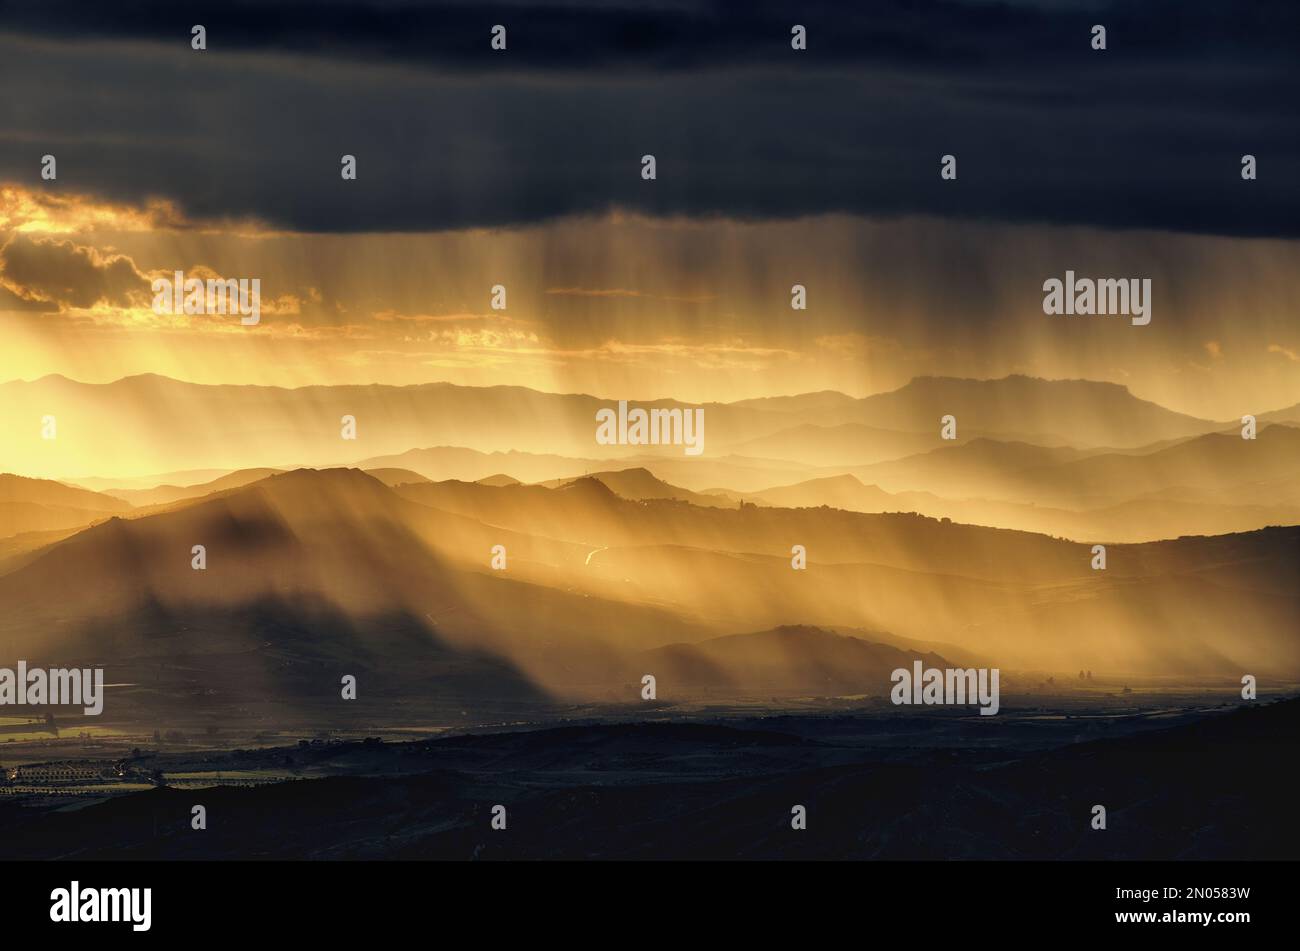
[
  {"x1": 0, "y1": 473, "x2": 129, "y2": 512},
  {"x1": 544, "y1": 468, "x2": 734, "y2": 507},
  {"x1": 0, "y1": 470, "x2": 716, "y2": 708},
  {"x1": 368, "y1": 426, "x2": 1300, "y2": 542},
  {"x1": 362, "y1": 467, "x2": 432, "y2": 487},
  {"x1": 734, "y1": 474, "x2": 902, "y2": 511},
  {"x1": 395, "y1": 477, "x2": 1111, "y2": 582},
  {"x1": 1, "y1": 469, "x2": 1294, "y2": 711},
  {"x1": 392, "y1": 477, "x2": 1298, "y2": 676},
  {"x1": 584, "y1": 539, "x2": 1298, "y2": 676},
  {"x1": 359, "y1": 446, "x2": 820, "y2": 494},
  {"x1": 104, "y1": 468, "x2": 284, "y2": 507},
  {"x1": 855, "y1": 425, "x2": 1300, "y2": 506},
  {"x1": 728, "y1": 471, "x2": 1300, "y2": 544},
  {"x1": 0, "y1": 473, "x2": 131, "y2": 537}
]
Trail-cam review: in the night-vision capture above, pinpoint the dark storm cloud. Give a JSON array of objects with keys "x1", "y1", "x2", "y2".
[
  {"x1": 3, "y1": 0, "x2": 1296, "y2": 72},
  {"x1": 0, "y1": 0, "x2": 1296, "y2": 235}
]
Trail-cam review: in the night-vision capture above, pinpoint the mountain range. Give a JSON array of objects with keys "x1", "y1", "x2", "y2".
[
  {"x1": 1, "y1": 372, "x2": 1296, "y2": 730},
  {"x1": 0, "y1": 466, "x2": 1294, "y2": 732},
  {"x1": 5, "y1": 372, "x2": 1282, "y2": 480}
]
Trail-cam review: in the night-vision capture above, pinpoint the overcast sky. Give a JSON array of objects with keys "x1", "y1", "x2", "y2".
[{"x1": 1, "y1": 0, "x2": 1296, "y2": 235}]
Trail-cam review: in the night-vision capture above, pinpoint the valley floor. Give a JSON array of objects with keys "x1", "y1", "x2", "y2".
[{"x1": 2, "y1": 691, "x2": 1295, "y2": 860}]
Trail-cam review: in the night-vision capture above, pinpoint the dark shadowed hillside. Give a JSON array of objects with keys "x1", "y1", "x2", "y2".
[{"x1": 2, "y1": 698, "x2": 1293, "y2": 860}]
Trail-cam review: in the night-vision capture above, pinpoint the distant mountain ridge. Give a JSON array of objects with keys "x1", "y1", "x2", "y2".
[
  {"x1": 0, "y1": 473, "x2": 133, "y2": 536},
  {"x1": 831, "y1": 375, "x2": 1221, "y2": 448},
  {"x1": 543, "y1": 467, "x2": 733, "y2": 508},
  {"x1": 0, "y1": 372, "x2": 1243, "y2": 479}
]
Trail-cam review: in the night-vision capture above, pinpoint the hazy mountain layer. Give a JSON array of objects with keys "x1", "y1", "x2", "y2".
[
  {"x1": 0, "y1": 373, "x2": 1234, "y2": 480},
  {"x1": 0, "y1": 468, "x2": 1291, "y2": 733}
]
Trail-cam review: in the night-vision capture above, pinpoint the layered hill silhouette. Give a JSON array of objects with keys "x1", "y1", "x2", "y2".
[
  {"x1": 823, "y1": 375, "x2": 1220, "y2": 448},
  {"x1": 854, "y1": 425, "x2": 1300, "y2": 507},
  {"x1": 716, "y1": 470, "x2": 1300, "y2": 545},
  {"x1": 0, "y1": 473, "x2": 127, "y2": 512},
  {"x1": 103, "y1": 468, "x2": 283, "y2": 508},
  {"x1": 0, "y1": 373, "x2": 1238, "y2": 480},
  {"x1": 1, "y1": 371, "x2": 1297, "y2": 730},
  {"x1": 722, "y1": 473, "x2": 903, "y2": 512},
  {"x1": 0, "y1": 465, "x2": 1285, "y2": 722},
  {"x1": 11, "y1": 371, "x2": 1291, "y2": 545},
  {"x1": 541, "y1": 467, "x2": 733, "y2": 508},
  {"x1": 724, "y1": 422, "x2": 954, "y2": 467},
  {"x1": 361, "y1": 446, "x2": 819, "y2": 494},
  {"x1": 0, "y1": 473, "x2": 131, "y2": 536},
  {"x1": 25, "y1": 422, "x2": 1298, "y2": 546},
  {"x1": 0, "y1": 373, "x2": 803, "y2": 477},
  {"x1": 0, "y1": 469, "x2": 721, "y2": 721}
]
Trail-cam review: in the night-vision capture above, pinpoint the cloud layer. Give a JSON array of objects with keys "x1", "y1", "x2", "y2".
[{"x1": 0, "y1": 0, "x2": 1296, "y2": 235}]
